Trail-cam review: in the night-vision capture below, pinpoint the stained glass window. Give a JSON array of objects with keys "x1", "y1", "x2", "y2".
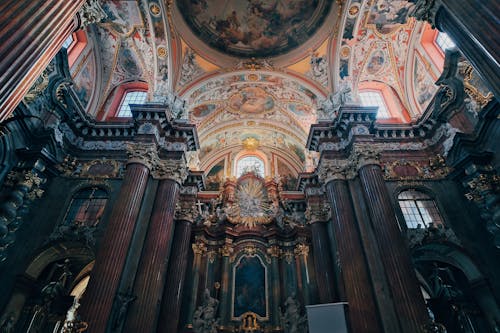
[
  {"x1": 236, "y1": 156, "x2": 264, "y2": 178},
  {"x1": 117, "y1": 91, "x2": 148, "y2": 117},
  {"x1": 359, "y1": 91, "x2": 390, "y2": 118},
  {"x1": 398, "y1": 190, "x2": 443, "y2": 229}
]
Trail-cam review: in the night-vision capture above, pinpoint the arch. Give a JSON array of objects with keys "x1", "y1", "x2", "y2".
[
  {"x1": 358, "y1": 81, "x2": 411, "y2": 123},
  {"x1": 233, "y1": 150, "x2": 269, "y2": 179},
  {"x1": 97, "y1": 81, "x2": 149, "y2": 120}
]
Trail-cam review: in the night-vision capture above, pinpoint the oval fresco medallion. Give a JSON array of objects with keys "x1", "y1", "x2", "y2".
[
  {"x1": 176, "y1": 0, "x2": 332, "y2": 58},
  {"x1": 229, "y1": 87, "x2": 274, "y2": 114}
]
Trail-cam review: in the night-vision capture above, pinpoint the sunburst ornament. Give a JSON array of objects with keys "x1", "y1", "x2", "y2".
[
  {"x1": 225, "y1": 178, "x2": 273, "y2": 228},
  {"x1": 242, "y1": 137, "x2": 259, "y2": 150}
]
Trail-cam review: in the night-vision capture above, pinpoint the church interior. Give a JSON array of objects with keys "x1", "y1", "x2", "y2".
[{"x1": 0, "y1": 0, "x2": 499, "y2": 332}]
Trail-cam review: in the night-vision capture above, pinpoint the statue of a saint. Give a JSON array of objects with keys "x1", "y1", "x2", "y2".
[
  {"x1": 193, "y1": 289, "x2": 219, "y2": 333},
  {"x1": 280, "y1": 294, "x2": 308, "y2": 333}
]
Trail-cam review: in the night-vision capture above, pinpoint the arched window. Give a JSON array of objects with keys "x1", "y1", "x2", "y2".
[
  {"x1": 359, "y1": 91, "x2": 390, "y2": 118},
  {"x1": 64, "y1": 187, "x2": 108, "y2": 226},
  {"x1": 236, "y1": 156, "x2": 265, "y2": 178},
  {"x1": 116, "y1": 90, "x2": 148, "y2": 117},
  {"x1": 62, "y1": 30, "x2": 87, "y2": 67},
  {"x1": 398, "y1": 190, "x2": 443, "y2": 229}
]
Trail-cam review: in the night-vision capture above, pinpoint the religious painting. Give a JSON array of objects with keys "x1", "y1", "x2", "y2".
[
  {"x1": 73, "y1": 52, "x2": 95, "y2": 109},
  {"x1": 117, "y1": 47, "x2": 143, "y2": 76},
  {"x1": 177, "y1": 0, "x2": 332, "y2": 57},
  {"x1": 414, "y1": 55, "x2": 438, "y2": 110},
  {"x1": 192, "y1": 103, "x2": 217, "y2": 118},
  {"x1": 229, "y1": 87, "x2": 274, "y2": 114},
  {"x1": 366, "y1": 50, "x2": 385, "y2": 74},
  {"x1": 365, "y1": 0, "x2": 414, "y2": 34},
  {"x1": 233, "y1": 255, "x2": 267, "y2": 318},
  {"x1": 277, "y1": 159, "x2": 298, "y2": 191},
  {"x1": 102, "y1": 0, "x2": 143, "y2": 35},
  {"x1": 206, "y1": 159, "x2": 225, "y2": 191}
]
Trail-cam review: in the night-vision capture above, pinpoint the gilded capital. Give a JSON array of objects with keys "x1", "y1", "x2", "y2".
[
  {"x1": 266, "y1": 245, "x2": 281, "y2": 258},
  {"x1": 220, "y1": 243, "x2": 234, "y2": 257},
  {"x1": 294, "y1": 244, "x2": 309, "y2": 257},
  {"x1": 126, "y1": 142, "x2": 159, "y2": 170},
  {"x1": 192, "y1": 241, "x2": 207, "y2": 255}
]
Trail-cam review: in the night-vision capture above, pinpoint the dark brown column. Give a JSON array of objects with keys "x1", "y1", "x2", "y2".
[
  {"x1": 79, "y1": 162, "x2": 150, "y2": 332},
  {"x1": 310, "y1": 221, "x2": 337, "y2": 304},
  {"x1": 123, "y1": 177, "x2": 180, "y2": 333},
  {"x1": 157, "y1": 219, "x2": 193, "y2": 333},
  {"x1": 325, "y1": 178, "x2": 382, "y2": 332},
  {"x1": 358, "y1": 163, "x2": 428, "y2": 333},
  {"x1": 0, "y1": 0, "x2": 86, "y2": 121}
]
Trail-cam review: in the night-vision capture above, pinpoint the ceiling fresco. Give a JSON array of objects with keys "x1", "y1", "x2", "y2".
[
  {"x1": 74, "y1": 0, "x2": 462, "y2": 179},
  {"x1": 176, "y1": 0, "x2": 332, "y2": 58}
]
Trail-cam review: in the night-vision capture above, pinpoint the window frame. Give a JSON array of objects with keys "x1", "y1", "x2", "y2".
[
  {"x1": 99, "y1": 82, "x2": 149, "y2": 120},
  {"x1": 396, "y1": 189, "x2": 444, "y2": 229}
]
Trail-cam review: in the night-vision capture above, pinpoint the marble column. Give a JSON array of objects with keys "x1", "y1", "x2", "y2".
[
  {"x1": 295, "y1": 244, "x2": 312, "y2": 305},
  {"x1": 411, "y1": 0, "x2": 500, "y2": 98},
  {"x1": 319, "y1": 159, "x2": 381, "y2": 332},
  {"x1": 123, "y1": 158, "x2": 187, "y2": 333},
  {"x1": 267, "y1": 245, "x2": 281, "y2": 328},
  {"x1": 218, "y1": 241, "x2": 234, "y2": 327},
  {"x1": 79, "y1": 143, "x2": 155, "y2": 332},
  {"x1": 0, "y1": 0, "x2": 106, "y2": 121},
  {"x1": 355, "y1": 147, "x2": 428, "y2": 333},
  {"x1": 306, "y1": 193, "x2": 337, "y2": 304},
  {"x1": 157, "y1": 215, "x2": 194, "y2": 333},
  {"x1": 186, "y1": 240, "x2": 207, "y2": 327}
]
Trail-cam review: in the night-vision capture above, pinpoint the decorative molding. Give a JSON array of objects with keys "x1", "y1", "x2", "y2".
[
  {"x1": 77, "y1": 0, "x2": 107, "y2": 29},
  {"x1": 126, "y1": 142, "x2": 159, "y2": 170},
  {"x1": 383, "y1": 155, "x2": 452, "y2": 181},
  {"x1": 150, "y1": 158, "x2": 188, "y2": 183},
  {"x1": 294, "y1": 244, "x2": 309, "y2": 258},
  {"x1": 175, "y1": 199, "x2": 198, "y2": 222},
  {"x1": 305, "y1": 200, "x2": 331, "y2": 224},
  {"x1": 409, "y1": 0, "x2": 441, "y2": 29},
  {"x1": 317, "y1": 159, "x2": 354, "y2": 183},
  {"x1": 350, "y1": 143, "x2": 382, "y2": 169},
  {"x1": 192, "y1": 241, "x2": 207, "y2": 256}
]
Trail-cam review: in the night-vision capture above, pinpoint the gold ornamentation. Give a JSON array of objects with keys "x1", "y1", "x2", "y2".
[
  {"x1": 383, "y1": 156, "x2": 452, "y2": 181},
  {"x1": 465, "y1": 173, "x2": 500, "y2": 202},
  {"x1": 282, "y1": 250, "x2": 294, "y2": 264},
  {"x1": 206, "y1": 250, "x2": 217, "y2": 263},
  {"x1": 294, "y1": 244, "x2": 309, "y2": 257},
  {"x1": 242, "y1": 137, "x2": 259, "y2": 150},
  {"x1": 244, "y1": 245, "x2": 258, "y2": 256},
  {"x1": 192, "y1": 241, "x2": 207, "y2": 255},
  {"x1": 459, "y1": 61, "x2": 494, "y2": 110},
  {"x1": 149, "y1": 3, "x2": 161, "y2": 16},
  {"x1": 157, "y1": 46, "x2": 167, "y2": 58},
  {"x1": 220, "y1": 243, "x2": 234, "y2": 257},
  {"x1": 317, "y1": 159, "x2": 355, "y2": 183},
  {"x1": 267, "y1": 245, "x2": 280, "y2": 258},
  {"x1": 351, "y1": 143, "x2": 381, "y2": 169},
  {"x1": 348, "y1": 4, "x2": 359, "y2": 16}
]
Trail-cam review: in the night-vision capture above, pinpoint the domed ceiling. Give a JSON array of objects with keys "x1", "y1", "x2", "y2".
[{"x1": 176, "y1": 0, "x2": 332, "y2": 58}]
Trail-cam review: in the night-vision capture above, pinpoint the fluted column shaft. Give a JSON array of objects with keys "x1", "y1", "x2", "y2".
[
  {"x1": 325, "y1": 179, "x2": 382, "y2": 332},
  {"x1": 0, "y1": 0, "x2": 85, "y2": 121},
  {"x1": 157, "y1": 219, "x2": 193, "y2": 333},
  {"x1": 79, "y1": 162, "x2": 149, "y2": 332},
  {"x1": 186, "y1": 241, "x2": 205, "y2": 326},
  {"x1": 269, "y1": 248, "x2": 281, "y2": 328},
  {"x1": 359, "y1": 164, "x2": 428, "y2": 333},
  {"x1": 123, "y1": 178, "x2": 180, "y2": 332},
  {"x1": 310, "y1": 221, "x2": 337, "y2": 303},
  {"x1": 218, "y1": 244, "x2": 232, "y2": 326},
  {"x1": 295, "y1": 248, "x2": 312, "y2": 305}
]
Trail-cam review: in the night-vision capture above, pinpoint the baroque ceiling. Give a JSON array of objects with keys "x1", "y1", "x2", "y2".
[{"x1": 70, "y1": 0, "x2": 447, "y2": 183}]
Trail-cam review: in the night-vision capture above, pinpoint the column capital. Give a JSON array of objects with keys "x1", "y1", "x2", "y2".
[
  {"x1": 317, "y1": 159, "x2": 356, "y2": 183},
  {"x1": 350, "y1": 143, "x2": 382, "y2": 170},
  {"x1": 76, "y1": 0, "x2": 107, "y2": 30},
  {"x1": 294, "y1": 244, "x2": 309, "y2": 258},
  {"x1": 126, "y1": 142, "x2": 159, "y2": 170},
  {"x1": 174, "y1": 199, "x2": 198, "y2": 223},
  {"x1": 409, "y1": 0, "x2": 442, "y2": 29},
  {"x1": 150, "y1": 158, "x2": 188, "y2": 183},
  {"x1": 305, "y1": 200, "x2": 331, "y2": 224}
]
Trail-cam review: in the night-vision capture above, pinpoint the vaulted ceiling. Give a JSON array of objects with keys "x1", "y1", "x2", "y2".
[{"x1": 70, "y1": 0, "x2": 446, "y2": 180}]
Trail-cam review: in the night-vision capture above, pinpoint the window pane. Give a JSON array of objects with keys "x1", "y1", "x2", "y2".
[
  {"x1": 237, "y1": 156, "x2": 265, "y2": 178},
  {"x1": 117, "y1": 91, "x2": 148, "y2": 117},
  {"x1": 399, "y1": 200, "x2": 423, "y2": 229},
  {"x1": 436, "y1": 32, "x2": 455, "y2": 51},
  {"x1": 62, "y1": 34, "x2": 74, "y2": 49},
  {"x1": 64, "y1": 188, "x2": 108, "y2": 226},
  {"x1": 359, "y1": 91, "x2": 390, "y2": 118},
  {"x1": 398, "y1": 190, "x2": 444, "y2": 229}
]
